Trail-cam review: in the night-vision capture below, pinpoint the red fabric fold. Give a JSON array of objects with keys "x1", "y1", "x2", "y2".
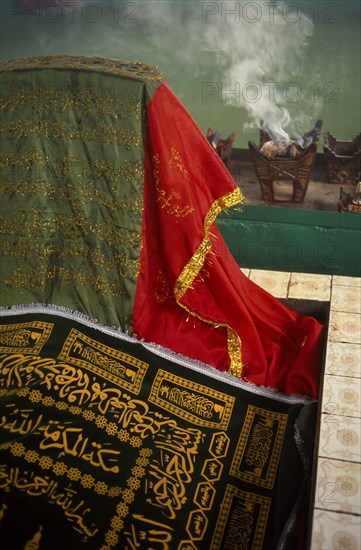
[{"x1": 133, "y1": 81, "x2": 323, "y2": 398}]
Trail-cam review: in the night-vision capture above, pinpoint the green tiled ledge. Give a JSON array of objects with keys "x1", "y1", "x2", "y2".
[{"x1": 218, "y1": 206, "x2": 361, "y2": 277}]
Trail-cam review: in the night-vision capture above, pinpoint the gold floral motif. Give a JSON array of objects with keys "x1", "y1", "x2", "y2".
[
  {"x1": 0, "y1": 210, "x2": 141, "y2": 247},
  {"x1": 23, "y1": 408, "x2": 148, "y2": 546},
  {"x1": 0, "y1": 149, "x2": 44, "y2": 171},
  {"x1": 1, "y1": 151, "x2": 144, "y2": 185},
  {"x1": 2, "y1": 459, "x2": 99, "y2": 539},
  {"x1": 1, "y1": 180, "x2": 143, "y2": 215},
  {"x1": 2, "y1": 265, "x2": 126, "y2": 296},
  {"x1": 153, "y1": 154, "x2": 195, "y2": 219},
  {"x1": 103, "y1": 448, "x2": 151, "y2": 550},
  {"x1": 168, "y1": 146, "x2": 189, "y2": 181}
]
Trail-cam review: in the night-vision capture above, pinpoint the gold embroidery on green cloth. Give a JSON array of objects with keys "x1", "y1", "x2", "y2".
[
  {"x1": 1, "y1": 150, "x2": 144, "y2": 185},
  {"x1": 173, "y1": 187, "x2": 244, "y2": 377},
  {"x1": 1, "y1": 149, "x2": 144, "y2": 215},
  {"x1": 0, "y1": 56, "x2": 158, "y2": 331},
  {"x1": 47, "y1": 157, "x2": 144, "y2": 184},
  {"x1": 1, "y1": 180, "x2": 143, "y2": 214},
  {"x1": 3, "y1": 265, "x2": 126, "y2": 296},
  {"x1": 153, "y1": 153, "x2": 195, "y2": 219},
  {"x1": 0, "y1": 88, "x2": 142, "y2": 121},
  {"x1": 1, "y1": 210, "x2": 141, "y2": 246},
  {"x1": 0, "y1": 149, "x2": 44, "y2": 170},
  {"x1": 1, "y1": 119, "x2": 143, "y2": 148},
  {"x1": 1, "y1": 240, "x2": 139, "y2": 282},
  {"x1": 0, "y1": 55, "x2": 164, "y2": 82}
]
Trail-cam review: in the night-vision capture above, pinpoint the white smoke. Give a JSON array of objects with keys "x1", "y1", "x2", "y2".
[
  {"x1": 198, "y1": 1, "x2": 316, "y2": 139},
  {"x1": 1, "y1": 0, "x2": 320, "y2": 140}
]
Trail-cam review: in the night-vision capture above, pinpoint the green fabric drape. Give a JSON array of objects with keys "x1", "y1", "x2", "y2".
[{"x1": 0, "y1": 57, "x2": 163, "y2": 331}]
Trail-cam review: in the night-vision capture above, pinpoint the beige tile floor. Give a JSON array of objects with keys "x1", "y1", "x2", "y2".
[{"x1": 245, "y1": 268, "x2": 361, "y2": 550}]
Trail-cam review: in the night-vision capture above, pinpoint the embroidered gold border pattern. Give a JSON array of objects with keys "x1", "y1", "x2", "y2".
[
  {"x1": 0, "y1": 55, "x2": 164, "y2": 82},
  {"x1": 1, "y1": 210, "x2": 140, "y2": 245},
  {"x1": 1, "y1": 88, "x2": 142, "y2": 120},
  {"x1": 0, "y1": 183, "x2": 143, "y2": 216},
  {"x1": 58, "y1": 328, "x2": 148, "y2": 394},
  {"x1": 1, "y1": 207, "x2": 141, "y2": 292},
  {"x1": 212, "y1": 485, "x2": 271, "y2": 549},
  {"x1": 4, "y1": 267, "x2": 126, "y2": 297},
  {"x1": 1, "y1": 118, "x2": 143, "y2": 148},
  {"x1": 173, "y1": 187, "x2": 245, "y2": 377},
  {"x1": 1, "y1": 150, "x2": 144, "y2": 197},
  {"x1": 0, "y1": 321, "x2": 53, "y2": 354},
  {"x1": 1, "y1": 239, "x2": 139, "y2": 280},
  {"x1": 148, "y1": 369, "x2": 234, "y2": 429},
  {"x1": 230, "y1": 405, "x2": 288, "y2": 489}
]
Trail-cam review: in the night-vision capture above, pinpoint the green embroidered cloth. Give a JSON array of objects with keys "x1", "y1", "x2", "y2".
[
  {"x1": 0, "y1": 306, "x2": 317, "y2": 549},
  {"x1": 0, "y1": 56, "x2": 163, "y2": 332}
]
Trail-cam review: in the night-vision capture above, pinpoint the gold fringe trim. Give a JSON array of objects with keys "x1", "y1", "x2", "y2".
[
  {"x1": 227, "y1": 327, "x2": 243, "y2": 378},
  {"x1": 174, "y1": 188, "x2": 244, "y2": 300},
  {"x1": 174, "y1": 187, "x2": 244, "y2": 377}
]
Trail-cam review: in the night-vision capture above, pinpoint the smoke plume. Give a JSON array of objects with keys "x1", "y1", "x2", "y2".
[{"x1": 1, "y1": 0, "x2": 320, "y2": 139}]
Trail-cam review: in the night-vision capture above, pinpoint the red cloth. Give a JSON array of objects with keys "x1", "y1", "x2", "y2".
[{"x1": 133, "y1": 81, "x2": 323, "y2": 398}]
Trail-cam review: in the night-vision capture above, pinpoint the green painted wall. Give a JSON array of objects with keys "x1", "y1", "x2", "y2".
[{"x1": 217, "y1": 206, "x2": 361, "y2": 277}]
